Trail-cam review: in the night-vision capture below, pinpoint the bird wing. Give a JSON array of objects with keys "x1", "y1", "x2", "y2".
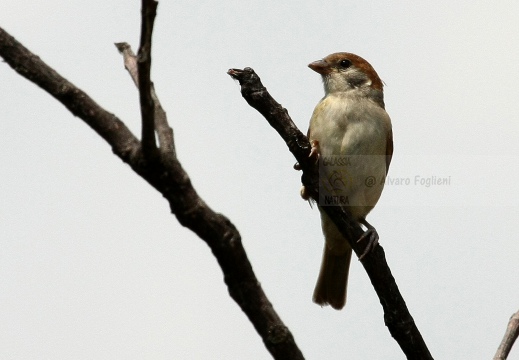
[{"x1": 385, "y1": 128, "x2": 393, "y2": 174}]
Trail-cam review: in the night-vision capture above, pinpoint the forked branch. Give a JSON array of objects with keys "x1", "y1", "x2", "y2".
[
  {"x1": 0, "y1": 19, "x2": 303, "y2": 360},
  {"x1": 115, "y1": 41, "x2": 174, "y2": 157}
]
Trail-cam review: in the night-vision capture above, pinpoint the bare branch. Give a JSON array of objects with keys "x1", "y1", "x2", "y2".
[
  {"x1": 116, "y1": 42, "x2": 175, "y2": 156},
  {"x1": 0, "y1": 28, "x2": 140, "y2": 162},
  {"x1": 228, "y1": 67, "x2": 434, "y2": 360},
  {"x1": 138, "y1": 0, "x2": 158, "y2": 156},
  {"x1": 494, "y1": 310, "x2": 519, "y2": 360},
  {"x1": 0, "y1": 26, "x2": 304, "y2": 360},
  {"x1": 115, "y1": 42, "x2": 139, "y2": 87}
]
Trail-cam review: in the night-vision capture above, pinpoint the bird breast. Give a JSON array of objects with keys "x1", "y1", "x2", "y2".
[{"x1": 309, "y1": 94, "x2": 390, "y2": 218}]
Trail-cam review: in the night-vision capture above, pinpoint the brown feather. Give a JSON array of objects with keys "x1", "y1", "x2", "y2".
[
  {"x1": 313, "y1": 245, "x2": 352, "y2": 310},
  {"x1": 386, "y1": 128, "x2": 394, "y2": 174}
]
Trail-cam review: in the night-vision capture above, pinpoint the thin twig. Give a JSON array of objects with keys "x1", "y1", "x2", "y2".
[
  {"x1": 116, "y1": 42, "x2": 175, "y2": 156},
  {"x1": 138, "y1": 0, "x2": 158, "y2": 156},
  {"x1": 228, "y1": 67, "x2": 434, "y2": 360},
  {"x1": 494, "y1": 310, "x2": 519, "y2": 360},
  {"x1": 115, "y1": 43, "x2": 139, "y2": 87}
]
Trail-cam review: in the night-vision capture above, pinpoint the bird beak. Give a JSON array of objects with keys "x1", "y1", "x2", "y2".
[{"x1": 308, "y1": 59, "x2": 331, "y2": 75}]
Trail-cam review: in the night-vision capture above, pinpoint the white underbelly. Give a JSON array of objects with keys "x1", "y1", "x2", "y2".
[{"x1": 317, "y1": 122, "x2": 387, "y2": 219}]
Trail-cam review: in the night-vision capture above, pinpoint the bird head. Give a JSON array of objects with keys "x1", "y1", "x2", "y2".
[{"x1": 309, "y1": 52, "x2": 384, "y2": 107}]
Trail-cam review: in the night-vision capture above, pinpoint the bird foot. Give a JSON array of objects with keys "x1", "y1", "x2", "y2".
[
  {"x1": 308, "y1": 140, "x2": 320, "y2": 163},
  {"x1": 296, "y1": 140, "x2": 320, "y2": 201},
  {"x1": 294, "y1": 140, "x2": 320, "y2": 171},
  {"x1": 357, "y1": 219, "x2": 379, "y2": 260}
]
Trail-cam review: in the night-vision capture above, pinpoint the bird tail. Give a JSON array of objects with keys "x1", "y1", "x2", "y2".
[{"x1": 313, "y1": 245, "x2": 352, "y2": 310}]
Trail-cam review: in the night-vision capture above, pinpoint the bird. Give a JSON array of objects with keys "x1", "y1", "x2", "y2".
[{"x1": 305, "y1": 52, "x2": 393, "y2": 310}]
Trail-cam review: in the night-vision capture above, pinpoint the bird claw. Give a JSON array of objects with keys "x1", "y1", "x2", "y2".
[
  {"x1": 294, "y1": 140, "x2": 320, "y2": 171},
  {"x1": 296, "y1": 140, "x2": 320, "y2": 201},
  {"x1": 357, "y1": 220, "x2": 379, "y2": 260},
  {"x1": 309, "y1": 140, "x2": 320, "y2": 163}
]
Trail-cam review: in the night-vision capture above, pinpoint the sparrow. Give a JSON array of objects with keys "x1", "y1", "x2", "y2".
[{"x1": 305, "y1": 52, "x2": 393, "y2": 310}]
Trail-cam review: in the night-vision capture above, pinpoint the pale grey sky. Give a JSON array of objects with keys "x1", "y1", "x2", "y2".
[{"x1": 1, "y1": 1, "x2": 518, "y2": 359}]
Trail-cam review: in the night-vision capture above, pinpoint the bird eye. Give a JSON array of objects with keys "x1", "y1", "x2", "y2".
[{"x1": 339, "y1": 59, "x2": 352, "y2": 68}]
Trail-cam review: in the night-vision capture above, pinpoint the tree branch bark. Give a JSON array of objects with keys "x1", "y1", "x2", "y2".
[
  {"x1": 137, "y1": 0, "x2": 158, "y2": 156},
  {"x1": 228, "y1": 67, "x2": 434, "y2": 360},
  {"x1": 0, "y1": 26, "x2": 304, "y2": 360},
  {"x1": 494, "y1": 310, "x2": 519, "y2": 360},
  {"x1": 115, "y1": 41, "x2": 175, "y2": 157}
]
